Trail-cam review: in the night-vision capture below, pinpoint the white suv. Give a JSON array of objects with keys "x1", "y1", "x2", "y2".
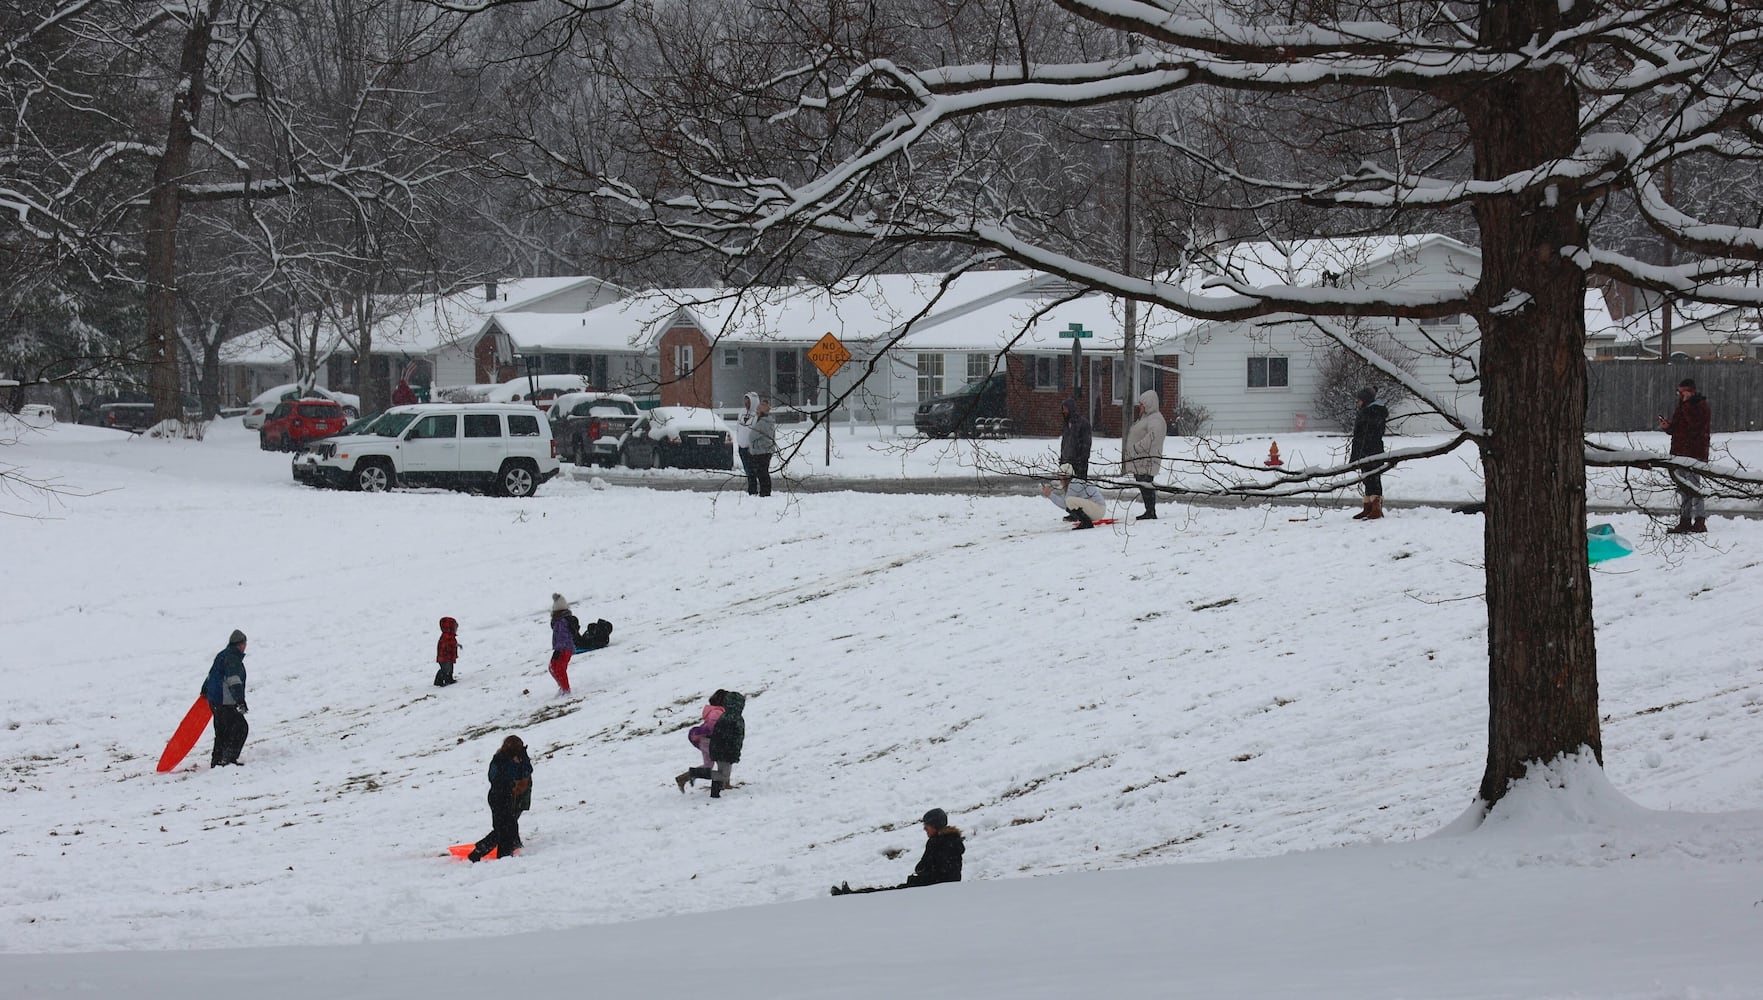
[{"x1": 294, "y1": 403, "x2": 561, "y2": 497}]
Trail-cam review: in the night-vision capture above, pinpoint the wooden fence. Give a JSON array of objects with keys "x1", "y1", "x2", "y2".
[{"x1": 1586, "y1": 360, "x2": 1763, "y2": 433}]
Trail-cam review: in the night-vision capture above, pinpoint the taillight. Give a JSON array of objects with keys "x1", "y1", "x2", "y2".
[
  {"x1": 588, "y1": 419, "x2": 602, "y2": 439},
  {"x1": 550, "y1": 439, "x2": 557, "y2": 458}
]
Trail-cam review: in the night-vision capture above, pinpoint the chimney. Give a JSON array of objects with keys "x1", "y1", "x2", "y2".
[{"x1": 485, "y1": 280, "x2": 499, "y2": 303}]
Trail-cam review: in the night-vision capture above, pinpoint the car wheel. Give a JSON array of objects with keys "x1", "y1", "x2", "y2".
[
  {"x1": 497, "y1": 460, "x2": 538, "y2": 498},
  {"x1": 343, "y1": 406, "x2": 359, "y2": 419},
  {"x1": 259, "y1": 431, "x2": 272, "y2": 451},
  {"x1": 354, "y1": 460, "x2": 394, "y2": 492}
]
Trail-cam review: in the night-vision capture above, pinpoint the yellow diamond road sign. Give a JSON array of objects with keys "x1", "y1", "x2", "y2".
[{"x1": 808, "y1": 332, "x2": 852, "y2": 378}]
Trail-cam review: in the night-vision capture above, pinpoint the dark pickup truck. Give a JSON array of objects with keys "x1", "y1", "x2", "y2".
[{"x1": 547, "y1": 391, "x2": 643, "y2": 467}]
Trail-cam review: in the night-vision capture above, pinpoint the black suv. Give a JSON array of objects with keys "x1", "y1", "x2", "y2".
[
  {"x1": 89, "y1": 402, "x2": 158, "y2": 432},
  {"x1": 913, "y1": 374, "x2": 1007, "y2": 438}
]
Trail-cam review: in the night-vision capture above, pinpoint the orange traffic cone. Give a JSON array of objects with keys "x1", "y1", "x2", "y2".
[{"x1": 1265, "y1": 441, "x2": 1283, "y2": 467}]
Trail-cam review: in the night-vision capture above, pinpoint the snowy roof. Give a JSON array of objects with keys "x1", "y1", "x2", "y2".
[
  {"x1": 490, "y1": 288, "x2": 729, "y2": 354},
  {"x1": 685, "y1": 271, "x2": 1043, "y2": 346},
  {"x1": 892, "y1": 291, "x2": 1186, "y2": 353},
  {"x1": 223, "y1": 277, "x2": 618, "y2": 365},
  {"x1": 495, "y1": 272, "x2": 1050, "y2": 354},
  {"x1": 1177, "y1": 235, "x2": 1475, "y2": 294}
]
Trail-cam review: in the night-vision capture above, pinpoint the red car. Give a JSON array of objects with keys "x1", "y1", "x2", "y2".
[{"x1": 260, "y1": 399, "x2": 349, "y2": 451}]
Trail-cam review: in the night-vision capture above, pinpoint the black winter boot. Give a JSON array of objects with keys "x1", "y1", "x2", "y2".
[{"x1": 710, "y1": 780, "x2": 723, "y2": 798}]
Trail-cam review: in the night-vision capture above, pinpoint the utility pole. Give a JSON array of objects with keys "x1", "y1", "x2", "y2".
[{"x1": 1118, "y1": 56, "x2": 1140, "y2": 447}]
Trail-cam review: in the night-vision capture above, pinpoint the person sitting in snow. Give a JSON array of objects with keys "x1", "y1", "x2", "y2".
[
  {"x1": 675, "y1": 690, "x2": 727, "y2": 792},
  {"x1": 832, "y1": 808, "x2": 965, "y2": 895},
  {"x1": 434, "y1": 616, "x2": 460, "y2": 687},
  {"x1": 1041, "y1": 463, "x2": 1106, "y2": 529}
]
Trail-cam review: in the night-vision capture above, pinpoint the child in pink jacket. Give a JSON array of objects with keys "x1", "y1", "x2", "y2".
[{"x1": 676, "y1": 690, "x2": 727, "y2": 791}]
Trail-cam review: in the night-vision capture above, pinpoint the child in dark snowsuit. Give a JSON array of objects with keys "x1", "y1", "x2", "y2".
[
  {"x1": 468, "y1": 735, "x2": 533, "y2": 862},
  {"x1": 435, "y1": 617, "x2": 459, "y2": 687}
]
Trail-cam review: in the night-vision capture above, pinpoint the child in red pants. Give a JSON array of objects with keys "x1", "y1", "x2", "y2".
[{"x1": 548, "y1": 594, "x2": 574, "y2": 695}]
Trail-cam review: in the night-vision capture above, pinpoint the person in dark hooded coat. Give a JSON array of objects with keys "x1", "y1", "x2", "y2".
[
  {"x1": 468, "y1": 735, "x2": 532, "y2": 862},
  {"x1": 1059, "y1": 397, "x2": 1092, "y2": 480},
  {"x1": 1349, "y1": 387, "x2": 1388, "y2": 521},
  {"x1": 832, "y1": 808, "x2": 965, "y2": 895}
]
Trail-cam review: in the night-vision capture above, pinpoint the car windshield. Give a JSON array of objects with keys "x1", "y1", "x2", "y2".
[
  {"x1": 342, "y1": 414, "x2": 384, "y2": 435},
  {"x1": 959, "y1": 377, "x2": 996, "y2": 395},
  {"x1": 374, "y1": 412, "x2": 419, "y2": 437}
]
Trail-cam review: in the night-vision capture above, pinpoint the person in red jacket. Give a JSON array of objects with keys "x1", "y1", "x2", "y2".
[
  {"x1": 1659, "y1": 378, "x2": 1712, "y2": 534},
  {"x1": 435, "y1": 616, "x2": 460, "y2": 687},
  {"x1": 392, "y1": 379, "x2": 418, "y2": 407}
]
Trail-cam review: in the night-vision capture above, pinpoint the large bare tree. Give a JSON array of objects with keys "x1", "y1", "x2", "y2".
[{"x1": 560, "y1": 0, "x2": 1763, "y2": 811}]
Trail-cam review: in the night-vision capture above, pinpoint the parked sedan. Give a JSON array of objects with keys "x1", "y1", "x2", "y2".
[
  {"x1": 259, "y1": 399, "x2": 349, "y2": 451},
  {"x1": 619, "y1": 406, "x2": 734, "y2": 470}
]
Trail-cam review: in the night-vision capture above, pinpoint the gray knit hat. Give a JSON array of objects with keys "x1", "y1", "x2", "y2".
[
  {"x1": 228, "y1": 629, "x2": 247, "y2": 646},
  {"x1": 551, "y1": 593, "x2": 570, "y2": 613}
]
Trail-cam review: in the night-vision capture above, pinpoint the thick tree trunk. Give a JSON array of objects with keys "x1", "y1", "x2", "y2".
[
  {"x1": 200, "y1": 336, "x2": 223, "y2": 419},
  {"x1": 1461, "y1": 20, "x2": 1601, "y2": 806},
  {"x1": 143, "y1": 1, "x2": 223, "y2": 423}
]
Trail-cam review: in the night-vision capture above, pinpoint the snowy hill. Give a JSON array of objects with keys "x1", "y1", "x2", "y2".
[{"x1": 3, "y1": 417, "x2": 1763, "y2": 998}]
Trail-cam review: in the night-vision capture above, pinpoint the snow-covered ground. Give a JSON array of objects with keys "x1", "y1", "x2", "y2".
[{"x1": 3, "y1": 415, "x2": 1762, "y2": 998}]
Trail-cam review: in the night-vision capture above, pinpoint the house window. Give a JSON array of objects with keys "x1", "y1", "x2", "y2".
[
  {"x1": 917, "y1": 353, "x2": 945, "y2": 400},
  {"x1": 1031, "y1": 355, "x2": 1064, "y2": 390},
  {"x1": 673, "y1": 344, "x2": 694, "y2": 380},
  {"x1": 1111, "y1": 360, "x2": 1161, "y2": 404},
  {"x1": 1418, "y1": 314, "x2": 1462, "y2": 327},
  {"x1": 722, "y1": 346, "x2": 741, "y2": 367},
  {"x1": 1247, "y1": 356, "x2": 1289, "y2": 389},
  {"x1": 775, "y1": 351, "x2": 800, "y2": 401},
  {"x1": 966, "y1": 353, "x2": 990, "y2": 382}
]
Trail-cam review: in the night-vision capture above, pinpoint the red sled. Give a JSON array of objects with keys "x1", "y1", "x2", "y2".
[
  {"x1": 156, "y1": 697, "x2": 213, "y2": 773},
  {"x1": 447, "y1": 842, "x2": 502, "y2": 860}
]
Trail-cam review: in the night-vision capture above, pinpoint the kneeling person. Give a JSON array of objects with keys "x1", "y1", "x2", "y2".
[{"x1": 1042, "y1": 464, "x2": 1106, "y2": 529}]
